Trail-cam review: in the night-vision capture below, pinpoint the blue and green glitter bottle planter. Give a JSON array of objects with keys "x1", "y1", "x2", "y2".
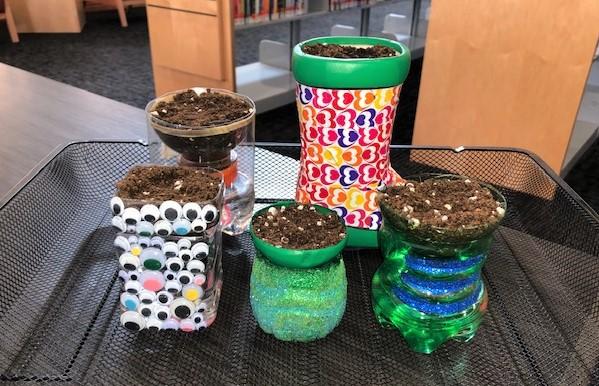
[
  {"x1": 372, "y1": 175, "x2": 506, "y2": 354},
  {"x1": 249, "y1": 202, "x2": 348, "y2": 342}
]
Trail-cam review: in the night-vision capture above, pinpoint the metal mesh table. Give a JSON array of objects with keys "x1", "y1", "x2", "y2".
[{"x1": 0, "y1": 142, "x2": 598, "y2": 385}]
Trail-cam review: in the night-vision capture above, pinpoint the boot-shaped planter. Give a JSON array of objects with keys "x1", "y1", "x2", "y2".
[
  {"x1": 292, "y1": 36, "x2": 411, "y2": 248},
  {"x1": 372, "y1": 175, "x2": 507, "y2": 353}
]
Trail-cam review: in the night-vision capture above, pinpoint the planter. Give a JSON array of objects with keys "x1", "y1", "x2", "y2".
[
  {"x1": 146, "y1": 88, "x2": 256, "y2": 236},
  {"x1": 249, "y1": 202, "x2": 348, "y2": 341},
  {"x1": 371, "y1": 175, "x2": 507, "y2": 354},
  {"x1": 112, "y1": 165, "x2": 224, "y2": 332},
  {"x1": 292, "y1": 36, "x2": 411, "y2": 248}
]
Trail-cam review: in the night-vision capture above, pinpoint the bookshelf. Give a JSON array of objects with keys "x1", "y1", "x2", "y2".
[{"x1": 146, "y1": 0, "x2": 425, "y2": 112}]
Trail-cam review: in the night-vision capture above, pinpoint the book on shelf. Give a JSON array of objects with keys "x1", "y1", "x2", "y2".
[{"x1": 234, "y1": 0, "x2": 307, "y2": 25}]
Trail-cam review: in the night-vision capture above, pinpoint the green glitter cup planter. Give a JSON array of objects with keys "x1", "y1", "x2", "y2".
[
  {"x1": 249, "y1": 202, "x2": 348, "y2": 341},
  {"x1": 371, "y1": 175, "x2": 507, "y2": 354}
]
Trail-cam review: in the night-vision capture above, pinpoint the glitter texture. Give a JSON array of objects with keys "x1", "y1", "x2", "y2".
[{"x1": 250, "y1": 252, "x2": 347, "y2": 342}]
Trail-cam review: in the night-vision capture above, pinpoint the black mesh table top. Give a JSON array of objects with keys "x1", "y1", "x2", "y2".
[{"x1": 0, "y1": 142, "x2": 598, "y2": 385}]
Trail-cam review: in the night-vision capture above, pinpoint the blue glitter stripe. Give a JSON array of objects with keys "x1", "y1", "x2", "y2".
[
  {"x1": 401, "y1": 272, "x2": 480, "y2": 298},
  {"x1": 392, "y1": 283, "x2": 483, "y2": 316},
  {"x1": 405, "y1": 253, "x2": 485, "y2": 277}
]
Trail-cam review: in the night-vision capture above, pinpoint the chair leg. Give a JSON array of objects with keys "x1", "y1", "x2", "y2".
[
  {"x1": 114, "y1": 0, "x2": 128, "y2": 27},
  {"x1": 5, "y1": 1, "x2": 19, "y2": 43}
]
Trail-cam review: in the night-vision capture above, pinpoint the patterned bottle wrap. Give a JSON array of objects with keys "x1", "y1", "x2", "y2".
[{"x1": 295, "y1": 84, "x2": 403, "y2": 231}]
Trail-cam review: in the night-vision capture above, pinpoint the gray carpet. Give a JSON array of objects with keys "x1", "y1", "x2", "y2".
[{"x1": 0, "y1": 5, "x2": 598, "y2": 213}]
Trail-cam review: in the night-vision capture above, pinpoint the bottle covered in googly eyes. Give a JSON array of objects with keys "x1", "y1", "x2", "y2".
[{"x1": 111, "y1": 165, "x2": 225, "y2": 332}]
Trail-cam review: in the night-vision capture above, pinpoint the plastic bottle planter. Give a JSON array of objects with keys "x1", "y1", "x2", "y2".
[
  {"x1": 112, "y1": 168, "x2": 224, "y2": 332},
  {"x1": 249, "y1": 203, "x2": 348, "y2": 342},
  {"x1": 146, "y1": 87, "x2": 256, "y2": 236},
  {"x1": 292, "y1": 36, "x2": 411, "y2": 248},
  {"x1": 371, "y1": 175, "x2": 507, "y2": 354}
]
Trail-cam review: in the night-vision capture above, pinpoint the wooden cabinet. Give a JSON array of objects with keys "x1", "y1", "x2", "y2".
[
  {"x1": 146, "y1": 0, "x2": 235, "y2": 94},
  {"x1": 9, "y1": 0, "x2": 85, "y2": 33}
]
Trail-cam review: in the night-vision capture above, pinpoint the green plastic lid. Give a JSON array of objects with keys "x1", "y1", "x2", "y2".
[{"x1": 292, "y1": 36, "x2": 411, "y2": 89}]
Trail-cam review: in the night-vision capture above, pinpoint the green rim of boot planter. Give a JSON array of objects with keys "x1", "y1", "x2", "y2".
[
  {"x1": 250, "y1": 202, "x2": 347, "y2": 269},
  {"x1": 293, "y1": 36, "x2": 411, "y2": 248},
  {"x1": 292, "y1": 36, "x2": 411, "y2": 89},
  {"x1": 371, "y1": 174, "x2": 507, "y2": 353},
  {"x1": 250, "y1": 201, "x2": 348, "y2": 341}
]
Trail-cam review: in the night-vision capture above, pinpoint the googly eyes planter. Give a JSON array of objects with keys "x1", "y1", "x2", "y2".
[
  {"x1": 112, "y1": 165, "x2": 224, "y2": 332},
  {"x1": 371, "y1": 174, "x2": 507, "y2": 354},
  {"x1": 249, "y1": 202, "x2": 348, "y2": 342},
  {"x1": 292, "y1": 36, "x2": 411, "y2": 248}
]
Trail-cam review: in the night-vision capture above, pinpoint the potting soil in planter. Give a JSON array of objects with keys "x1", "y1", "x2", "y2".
[
  {"x1": 146, "y1": 88, "x2": 256, "y2": 236},
  {"x1": 112, "y1": 165, "x2": 224, "y2": 332},
  {"x1": 292, "y1": 36, "x2": 411, "y2": 248},
  {"x1": 250, "y1": 203, "x2": 347, "y2": 342},
  {"x1": 372, "y1": 176, "x2": 507, "y2": 353}
]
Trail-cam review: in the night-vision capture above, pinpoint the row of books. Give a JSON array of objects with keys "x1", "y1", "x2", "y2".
[{"x1": 233, "y1": 0, "x2": 386, "y2": 26}]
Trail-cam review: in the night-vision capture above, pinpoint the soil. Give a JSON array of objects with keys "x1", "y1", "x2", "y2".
[
  {"x1": 253, "y1": 204, "x2": 345, "y2": 250},
  {"x1": 116, "y1": 165, "x2": 220, "y2": 202},
  {"x1": 302, "y1": 43, "x2": 396, "y2": 58},
  {"x1": 380, "y1": 178, "x2": 505, "y2": 231},
  {"x1": 151, "y1": 89, "x2": 253, "y2": 127}
]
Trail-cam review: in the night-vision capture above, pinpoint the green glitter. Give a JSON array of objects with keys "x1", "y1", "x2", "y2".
[{"x1": 250, "y1": 252, "x2": 347, "y2": 342}]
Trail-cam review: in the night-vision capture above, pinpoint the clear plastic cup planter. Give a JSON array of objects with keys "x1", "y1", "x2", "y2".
[
  {"x1": 145, "y1": 87, "x2": 256, "y2": 236},
  {"x1": 292, "y1": 37, "x2": 411, "y2": 249},
  {"x1": 111, "y1": 165, "x2": 224, "y2": 332},
  {"x1": 249, "y1": 202, "x2": 348, "y2": 342},
  {"x1": 371, "y1": 174, "x2": 507, "y2": 354}
]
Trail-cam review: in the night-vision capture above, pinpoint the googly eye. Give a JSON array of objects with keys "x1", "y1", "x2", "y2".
[
  {"x1": 195, "y1": 302, "x2": 208, "y2": 313},
  {"x1": 156, "y1": 291, "x2": 173, "y2": 306},
  {"x1": 182, "y1": 203, "x2": 201, "y2": 221},
  {"x1": 160, "y1": 201, "x2": 182, "y2": 222},
  {"x1": 163, "y1": 269, "x2": 176, "y2": 281},
  {"x1": 114, "y1": 235, "x2": 130, "y2": 252},
  {"x1": 118, "y1": 270, "x2": 129, "y2": 281},
  {"x1": 138, "y1": 237, "x2": 151, "y2": 248},
  {"x1": 187, "y1": 260, "x2": 205, "y2": 274},
  {"x1": 140, "y1": 247, "x2": 165, "y2": 270},
  {"x1": 170, "y1": 298, "x2": 195, "y2": 319},
  {"x1": 180, "y1": 319, "x2": 196, "y2": 332},
  {"x1": 179, "y1": 249, "x2": 192, "y2": 262},
  {"x1": 177, "y1": 270, "x2": 194, "y2": 286},
  {"x1": 162, "y1": 242, "x2": 179, "y2": 258},
  {"x1": 112, "y1": 216, "x2": 127, "y2": 232},
  {"x1": 150, "y1": 236, "x2": 164, "y2": 248},
  {"x1": 126, "y1": 225, "x2": 137, "y2": 234},
  {"x1": 196, "y1": 321, "x2": 208, "y2": 331},
  {"x1": 138, "y1": 290, "x2": 156, "y2": 304},
  {"x1": 182, "y1": 284, "x2": 204, "y2": 301},
  {"x1": 122, "y1": 207, "x2": 141, "y2": 226},
  {"x1": 155, "y1": 305, "x2": 170, "y2": 321},
  {"x1": 162, "y1": 318, "x2": 179, "y2": 330},
  {"x1": 125, "y1": 280, "x2": 142, "y2": 295},
  {"x1": 177, "y1": 239, "x2": 192, "y2": 250},
  {"x1": 140, "y1": 271, "x2": 165, "y2": 292},
  {"x1": 146, "y1": 317, "x2": 162, "y2": 331},
  {"x1": 127, "y1": 235, "x2": 138, "y2": 245},
  {"x1": 165, "y1": 257, "x2": 184, "y2": 272},
  {"x1": 120, "y1": 293, "x2": 139, "y2": 311},
  {"x1": 121, "y1": 310, "x2": 145, "y2": 331},
  {"x1": 128, "y1": 271, "x2": 140, "y2": 281},
  {"x1": 201, "y1": 204, "x2": 218, "y2": 224},
  {"x1": 192, "y1": 312, "x2": 204, "y2": 325},
  {"x1": 130, "y1": 244, "x2": 143, "y2": 257},
  {"x1": 136, "y1": 221, "x2": 154, "y2": 237},
  {"x1": 119, "y1": 253, "x2": 139, "y2": 271},
  {"x1": 111, "y1": 197, "x2": 125, "y2": 216},
  {"x1": 165, "y1": 280, "x2": 182, "y2": 294},
  {"x1": 193, "y1": 273, "x2": 206, "y2": 286},
  {"x1": 190, "y1": 218, "x2": 207, "y2": 233},
  {"x1": 191, "y1": 242, "x2": 209, "y2": 260},
  {"x1": 154, "y1": 220, "x2": 173, "y2": 237},
  {"x1": 173, "y1": 219, "x2": 192, "y2": 236},
  {"x1": 140, "y1": 204, "x2": 160, "y2": 223},
  {"x1": 138, "y1": 303, "x2": 154, "y2": 318}
]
